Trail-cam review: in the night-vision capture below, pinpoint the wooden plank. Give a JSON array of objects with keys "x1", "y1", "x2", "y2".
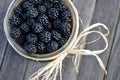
[
  {"x1": 77, "y1": 0, "x2": 120, "y2": 80},
  {"x1": 0, "y1": 45, "x2": 28, "y2": 80},
  {"x1": 104, "y1": 12, "x2": 120, "y2": 80},
  {"x1": 23, "y1": 0, "x2": 96, "y2": 80},
  {"x1": 0, "y1": 0, "x2": 13, "y2": 67}
]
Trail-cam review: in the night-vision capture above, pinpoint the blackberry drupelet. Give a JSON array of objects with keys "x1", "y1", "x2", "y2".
[
  {"x1": 26, "y1": 7, "x2": 38, "y2": 18},
  {"x1": 48, "y1": 8, "x2": 59, "y2": 20},
  {"x1": 51, "y1": 30, "x2": 61, "y2": 41},
  {"x1": 9, "y1": 15, "x2": 20, "y2": 25},
  {"x1": 22, "y1": 1, "x2": 34, "y2": 9},
  {"x1": 54, "y1": 1, "x2": 66, "y2": 12},
  {"x1": 26, "y1": 34, "x2": 38, "y2": 43},
  {"x1": 19, "y1": 23, "x2": 30, "y2": 33},
  {"x1": 36, "y1": 42, "x2": 46, "y2": 53},
  {"x1": 38, "y1": 5, "x2": 46, "y2": 14},
  {"x1": 27, "y1": 18, "x2": 35, "y2": 26},
  {"x1": 58, "y1": 38, "x2": 67, "y2": 47},
  {"x1": 47, "y1": 41, "x2": 58, "y2": 53},
  {"x1": 28, "y1": 0, "x2": 42, "y2": 4},
  {"x1": 24, "y1": 43, "x2": 37, "y2": 54},
  {"x1": 37, "y1": 14, "x2": 48, "y2": 26},
  {"x1": 43, "y1": 1, "x2": 53, "y2": 9},
  {"x1": 40, "y1": 31, "x2": 51, "y2": 43},
  {"x1": 52, "y1": 19, "x2": 61, "y2": 29},
  {"x1": 10, "y1": 27, "x2": 21, "y2": 39},
  {"x1": 32, "y1": 23, "x2": 44, "y2": 33},
  {"x1": 14, "y1": 7, "x2": 22, "y2": 16},
  {"x1": 61, "y1": 10, "x2": 71, "y2": 22}
]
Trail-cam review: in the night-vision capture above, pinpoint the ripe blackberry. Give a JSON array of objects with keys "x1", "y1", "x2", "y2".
[
  {"x1": 9, "y1": 15, "x2": 20, "y2": 25},
  {"x1": 24, "y1": 43, "x2": 37, "y2": 54},
  {"x1": 58, "y1": 38, "x2": 67, "y2": 47},
  {"x1": 51, "y1": 30, "x2": 61, "y2": 41},
  {"x1": 32, "y1": 23, "x2": 44, "y2": 33},
  {"x1": 28, "y1": 0, "x2": 42, "y2": 4},
  {"x1": 20, "y1": 23, "x2": 30, "y2": 33},
  {"x1": 40, "y1": 31, "x2": 51, "y2": 43},
  {"x1": 14, "y1": 7, "x2": 22, "y2": 16},
  {"x1": 22, "y1": 1, "x2": 34, "y2": 9},
  {"x1": 53, "y1": 19, "x2": 61, "y2": 29},
  {"x1": 38, "y1": 5, "x2": 46, "y2": 14},
  {"x1": 37, "y1": 14, "x2": 48, "y2": 26},
  {"x1": 47, "y1": 41, "x2": 58, "y2": 53},
  {"x1": 26, "y1": 7, "x2": 38, "y2": 18},
  {"x1": 43, "y1": 1, "x2": 53, "y2": 9},
  {"x1": 61, "y1": 10, "x2": 71, "y2": 22},
  {"x1": 54, "y1": 1, "x2": 66, "y2": 12},
  {"x1": 26, "y1": 34, "x2": 38, "y2": 43},
  {"x1": 36, "y1": 42, "x2": 46, "y2": 53},
  {"x1": 27, "y1": 18, "x2": 35, "y2": 26},
  {"x1": 10, "y1": 27, "x2": 21, "y2": 39},
  {"x1": 48, "y1": 8, "x2": 59, "y2": 20}
]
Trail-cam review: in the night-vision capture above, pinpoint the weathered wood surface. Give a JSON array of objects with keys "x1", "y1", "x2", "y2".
[{"x1": 0, "y1": 0, "x2": 120, "y2": 80}]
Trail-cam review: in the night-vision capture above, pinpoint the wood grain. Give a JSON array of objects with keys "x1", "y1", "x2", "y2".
[
  {"x1": 77, "y1": 0, "x2": 120, "y2": 80},
  {"x1": 0, "y1": 45, "x2": 28, "y2": 80}
]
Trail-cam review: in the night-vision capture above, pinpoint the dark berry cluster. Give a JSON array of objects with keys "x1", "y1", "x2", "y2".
[{"x1": 9, "y1": 0, "x2": 72, "y2": 54}]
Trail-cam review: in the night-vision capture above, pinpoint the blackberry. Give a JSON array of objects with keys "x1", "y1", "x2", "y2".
[
  {"x1": 40, "y1": 31, "x2": 51, "y2": 43},
  {"x1": 36, "y1": 42, "x2": 46, "y2": 53},
  {"x1": 24, "y1": 43, "x2": 37, "y2": 54},
  {"x1": 47, "y1": 41, "x2": 58, "y2": 53},
  {"x1": 53, "y1": 19, "x2": 61, "y2": 29},
  {"x1": 20, "y1": 23, "x2": 30, "y2": 33},
  {"x1": 51, "y1": 30, "x2": 61, "y2": 41},
  {"x1": 37, "y1": 14, "x2": 48, "y2": 26},
  {"x1": 26, "y1": 7, "x2": 38, "y2": 18},
  {"x1": 58, "y1": 38, "x2": 67, "y2": 47},
  {"x1": 44, "y1": 21, "x2": 52, "y2": 30},
  {"x1": 9, "y1": 15, "x2": 20, "y2": 25},
  {"x1": 32, "y1": 23, "x2": 44, "y2": 33},
  {"x1": 22, "y1": 1, "x2": 34, "y2": 9},
  {"x1": 14, "y1": 7, "x2": 22, "y2": 16},
  {"x1": 54, "y1": 2, "x2": 66, "y2": 12},
  {"x1": 27, "y1": 18, "x2": 35, "y2": 26},
  {"x1": 43, "y1": 1, "x2": 53, "y2": 9},
  {"x1": 48, "y1": 8, "x2": 59, "y2": 20},
  {"x1": 38, "y1": 5, "x2": 46, "y2": 14},
  {"x1": 26, "y1": 34, "x2": 38, "y2": 43},
  {"x1": 16, "y1": 35, "x2": 25, "y2": 45},
  {"x1": 61, "y1": 10, "x2": 71, "y2": 22},
  {"x1": 10, "y1": 27, "x2": 21, "y2": 39},
  {"x1": 28, "y1": 0, "x2": 42, "y2": 4}
]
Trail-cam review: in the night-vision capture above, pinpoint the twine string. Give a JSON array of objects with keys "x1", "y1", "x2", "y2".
[{"x1": 29, "y1": 23, "x2": 109, "y2": 80}]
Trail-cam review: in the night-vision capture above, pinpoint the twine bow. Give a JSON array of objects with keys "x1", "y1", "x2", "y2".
[{"x1": 29, "y1": 23, "x2": 109, "y2": 80}]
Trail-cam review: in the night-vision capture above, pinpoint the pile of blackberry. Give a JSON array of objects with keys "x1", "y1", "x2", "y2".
[{"x1": 9, "y1": 0, "x2": 72, "y2": 54}]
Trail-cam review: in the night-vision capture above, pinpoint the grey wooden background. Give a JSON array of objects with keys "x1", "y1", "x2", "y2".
[{"x1": 0, "y1": 0, "x2": 120, "y2": 80}]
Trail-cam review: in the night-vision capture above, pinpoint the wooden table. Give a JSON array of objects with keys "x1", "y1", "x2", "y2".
[{"x1": 0, "y1": 0, "x2": 120, "y2": 80}]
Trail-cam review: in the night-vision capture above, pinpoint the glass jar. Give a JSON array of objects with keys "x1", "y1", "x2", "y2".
[{"x1": 4, "y1": 0, "x2": 79, "y2": 61}]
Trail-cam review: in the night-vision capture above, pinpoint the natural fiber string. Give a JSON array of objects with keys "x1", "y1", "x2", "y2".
[{"x1": 29, "y1": 23, "x2": 109, "y2": 80}]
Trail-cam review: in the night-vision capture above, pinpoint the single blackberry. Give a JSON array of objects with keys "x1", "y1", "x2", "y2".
[
  {"x1": 28, "y1": 0, "x2": 42, "y2": 4},
  {"x1": 27, "y1": 18, "x2": 35, "y2": 26},
  {"x1": 58, "y1": 38, "x2": 67, "y2": 47},
  {"x1": 26, "y1": 7, "x2": 38, "y2": 18},
  {"x1": 22, "y1": 1, "x2": 34, "y2": 9},
  {"x1": 38, "y1": 5, "x2": 46, "y2": 14},
  {"x1": 43, "y1": 1, "x2": 53, "y2": 9},
  {"x1": 32, "y1": 23, "x2": 44, "y2": 33},
  {"x1": 10, "y1": 27, "x2": 21, "y2": 39},
  {"x1": 14, "y1": 7, "x2": 22, "y2": 16},
  {"x1": 51, "y1": 30, "x2": 61, "y2": 41},
  {"x1": 54, "y1": 1, "x2": 66, "y2": 12},
  {"x1": 26, "y1": 34, "x2": 38, "y2": 43},
  {"x1": 37, "y1": 14, "x2": 48, "y2": 26},
  {"x1": 9, "y1": 15, "x2": 20, "y2": 25},
  {"x1": 47, "y1": 41, "x2": 58, "y2": 53},
  {"x1": 40, "y1": 31, "x2": 51, "y2": 43},
  {"x1": 48, "y1": 8, "x2": 59, "y2": 20},
  {"x1": 53, "y1": 19, "x2": 61, "y2": 29},
  {"x1": 19, "y1": 23, "x2": 30, "y2": 33},
  {"x1": 61, "y1": 10, "x2": 71, "y2": 22},
  {"x1": 36, "y1": 42, "x2": 46, "y2": 53},
  {"x1": 24, "y1": 43, "x2": 37, "y2": 54}
]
